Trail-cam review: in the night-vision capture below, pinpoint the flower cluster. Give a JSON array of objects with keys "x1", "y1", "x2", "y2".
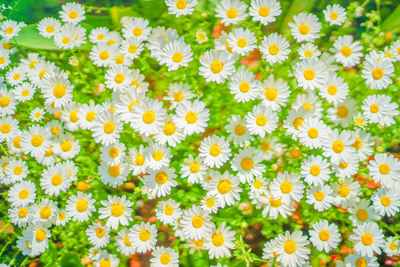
[{"x1": 0, "y1": 0, "x2": 400, "y2": 266}]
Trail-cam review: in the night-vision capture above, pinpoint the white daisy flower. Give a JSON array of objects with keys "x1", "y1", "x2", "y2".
[
  {"x1": 371, "y1": 188, "x2": 400, "y2": 217},
  {"x1": 98, "y1": 161, "x2": 130, "y2": 187},
  {"x1": 323, "y1": 129, "x2": 356, "y2": 165},
  {"x1": 331, "y1": 35, "x2": 363, "y2": 67},
  {"x1": 270, "y1": 171, "x2": 304, "y2": 205},
  {"x1": 227, "y1": 27, "x2": 257, "y2": 56},
  {"x1": 301, "y1": 155, "x2": 331, "y2": 186},
  {"x1": 121, "y1": 17, "x2": 151, "y2": 41},
  {"x1": 143, "y1": 167, "x2": 178, "y2": 197},
  {"x1": 91, "y1": 110, "x2": 123, "y2": 146},
  {"x1": 166, "y1": 0, "x2": 198, "y2": 17},
  {"x1": 208, "y1": 171, "x2": 242, "y2": 208},
  {"x1": 231, "y1": 147, "x2": 265, "y2": 183},
  {"x1": 226, "y1": 114, "x2": 254, "y2": 146},
  {"x1": 294, "y1": 58, "x2": 328, "y2": 90},
  {"x1": 0, "y1": 20, "x2": 25, "y2": 39},
  {"x1": 215, "y1": 0, "x2": 248, "y2": 26},
  {"x1": 200, "y1": 193, "x2": 221, "y2": 214},
  {"x1": 199, "y1": 50, "x2": 236, "y2": 83},
  {"x1": 86, "y1": 222, "x2": 110, "y2": 248},
  {"x1": 204, "y1": 222, "x2": 236, "y2": 259},
  {"x1": 99, "y1": 195, "x2": 133, "y2": 230},
  {"x1": 128, "y1": 222, "x2": 158, "y2": 253},
  {"x1": 59, "y1": 3, "x2": 85, "y2": 24},
  {"x1": 298, "y1": 117, "x2": 330, "y2": 149},
  {"x1": 159, "y1": 39, "x2": 193, "y2": 71},
  {"x1": 155, "y1": 199, "x2": 182, "y2": 225},
  {"x1": 145, "y1": 143, "x2": 172, "y2": 171},
  {"x1": 318, "y1": 73, "x2": 348, "y2": 105},
  {"x1": 362, "y1": 94, "x2": 399, "y2": 127},
  {"x1": 150, "y1": 246, "x2": 179, "y2": 266},
  {"x1": 66, "y1": 192, "x2": 96, "y2": 222},
  {"x1": 174, "y1": 99, "x2": 209, "y2": 135},
  {"x1": 368, "y1": 153, "x2": 400, "y2": 188},
  {"x1": 305, "y1": 185, "x2": 334, "y2": 212},
  {"x1": 298, "y1": 42, "x2": 320, "y2": 59},
  {"x1": 199, "y1": 135, "x2": 231, "y2": 168},
  {"x1": 180, "y1": 205, "x2": 214, "y2": 240},
  {"x1": 349, "y1": 222, "x2": 384, "y2": 257},
  {"x1": 131, "y1": 98, "x2": 167, "y2": 136},
  {"x1": 127, "y1": 145, "x2": 148, "y2": 175},
  {"x1": 323, "y1": 4, "x2": 347, "y2": 26},
  {"x1": 245, "y1": 104, "x2": 279, "y2": 137},
  {"x1": 40, "y1": 164, "x2": 71, "y2": 196},
  {"x1": 362, "y1": 57, "x2": 394, "y2": 90},
  {"x1": 228, "y1": 66, "x2": 262, "y2": 103},
  {"x1": 288, "y1": 13, "x2": 321, "y2": 42},
  {"x1": 348, "y1": 199, "x2": 380, "y2": 226},
  {"x1": 180, "y1": 154, "x2": 207, "y2": 184},
  {"x1": 259, "y1": 75, "x2": 290, "y2": 111},
  {"x1": 275, "y1": 231, "x2": 310, "y2": 267},
  {"x1": 37, "y1": 17, "x2": 61, "y2": 38},
  {"x1": 309, "y1": 220, "x2": 341, "y2": 253},
  {"x1": 7, "y1": 180, "x2": 36, "y2": 207},
  {"x1": 259, "y1": 33, "x2": 290, "y2": 65},
  {"x1": 249, "y1": 0, "x2": 281, "y2": 25}
]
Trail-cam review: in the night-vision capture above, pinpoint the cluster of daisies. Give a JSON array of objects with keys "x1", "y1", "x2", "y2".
[{"x1": 1, "y1": 0, "x2": 400, "y2": 266}]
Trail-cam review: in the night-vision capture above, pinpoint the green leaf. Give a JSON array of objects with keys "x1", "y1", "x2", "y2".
[
  {"x1": 60, "y1": 254, "x2": 83, "y2": 267},
  {"x1": 10, "y1": 24, "x2": 59, "y2": 50},
  {"x1": 381, "y1": 4, "x2": 400, "y2": 33}
]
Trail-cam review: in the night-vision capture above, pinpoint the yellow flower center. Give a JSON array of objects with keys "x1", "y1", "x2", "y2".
[
  {"x1": 13, "y1": 136, "x2": 21, "y2": 148},
  {"x1": 153, "y1": 151, "x2": 163, "y2": 161},
  {"x1": 370, "y1": 104, "x2": 379, "y2": 113},
  {"x1": 61, "y1": 140, "x2": 72, "y2": 152},
  {"x1": 19, "y1": 189, "x2": 29, "y2": 199},
  {"x1": 128, "y1": 44, "x2": 137, "y2": 53},
  {"x1": 108, "y1": 165, "x2": 120, "y2": 177},
  {"x1": 241, "y1": 157, "x2": 254, "y2": 170},
  {"x1": 256, "y1": 115, "x2": 267, "y2": 126},
  {"x1": 280, "y1": 181, "x2": 292, "y2": 194},
  {"x1": 265, "y1": 88, "x2": 278, "y2": 101},
  {"x1": 218, "y1": 180, "x2": 231, "y2": 194},
  {"x1": 389, "y1": 242, "x2": 398, "y2": 250},
  {"x1": 330, "y1": 12, "x2": 338, "y2": 20},
  {"x1": 69, "y1": 111, "x2": 79, "y2": 122},
  {"x1": 172, "y1": 52, "x2": 183, "y2": 63},
  {"x1": 46, "y1": 26, "x2": 55, "y2": 33},
  {"x1": 298, "y1": 24, "x2": 310, "y2": 35},
  {"x1": 307, "y1": 128, "x2": 319, "y2": 139},
  {"x1": 338, "y1": 185, "x2": 350, "y2": 197},
  {"x1": 76, "y1": 199, "x2": 88, "y2": 212},
  {"x1": 35, "y1": 229, "x2": 46, "y2": 242},
  {"x1": 327, "y1": 85, "x2": 337, "y2": 95},
  {"x1": 239, "y1": 81, "x2": 250, "y2": 93},
  {"x1": 283, "y1": 240, "x2": 297, "y2": 254},
  {"x1": 99, "y1": 51, "x2": 109, "y2": 60},
  {"x1": 111, "y1": 204, "x2": 124, "y2": 217},
  {"x1": 0, "y1": 96, "x2": 10, "y2": 107},
  {"x1": 237, "y1": 38, "x2": 247, "y2": 48},
  {"x1": 310, "y1": 165, "x2": 320, "y2": 176},
  {"x1": 356, "y1": 209, "x2": 368, "y2": 222},
  {"x1": 173, "y1": 92, "x2": 183, "y2": 102},
  {"x1": 192, "y1": 216, "x2": 204, "y2": 228},
  {"x1": 135, "y1": 155, "x2": 145, "y2": 165},
  {"x1": 124, "y1": 236, "x2": 132, "y2": 246},
  {"x1": 210, "y1": 61, "x2": 223, "y2": 73},
  {"x1": 209, "y1": 144, "x2": 221, "y2": 156},
  {"x1": 258, "y1": 6, "x2": 270, "y2": 17},
  {"x1": 114, "y1": 73, "x2": 125, "y2": 84},
  {"x1": 253, "y1": 180, "x2": 263, "y2": 189},
  {"x1": 109, "y1": 147, "x2": 119, "y2": 158},
  {"x1": 234, "y1": 124, "x2": 246, "y2": 135},
  {"x1": 352, "y1": 138, "x2": 362, "y2": 150},
  {"x1": 96, "y1": 228, "x2": 106, "y2": 238},
  {"x1": 51, "y1": 174, "x2": 63, "y2": 186},
  {"x1": 5, "y1": 27, "x2": 14, "y2": 34},
  {"x1": 142, "y1": 111, "x2": 155, "y2": 124},
  {"x1": 304, "y1": 69, "x2": 315, "y2": 80},
  {"x1": 156, "y1": 171, "x2": 168, "y2": 184},
  {"x1": 337, "y1": 106, "x2": 349, "y2": 118},
  {"x1": 206, "y1": 198, "x2": 215, "y2": 207},
  {"x1": 268, "y1": 44, "x2": 279, "y2": 55},
  {"x1": 211, "y1": 233, "x2": 224, "y2": 247},
  {"x1": 361, "y1": 233, "x2": 373, "y2": 246},
  {"x1": 133, "y1": 27, "x2": 143, "y2": 37},
  {"x1": 0, "y1": 123, "x2": 10, "y2": 133},
  {"x1": 314, "y1": 191, "x2": 325, "y2": 201},
  {"x1": 293, "y1": 117, "x2": 304, "y2": 129},
  {"x1": 62, "y1": 37, "x2": 71, "y2": 44},
  {"x1": 160, "y1": 253, "x2": 171, "y2": 264},
  {"x1": 164, "y1": 205, "x2": 174, "y2": 215},
  {"x1": 226, "y1": 8, "x2": 238, "y2": 19},
  {"x1": 115, "y1": 55, "x2": 124, "y2": 64},
  {"x1": 269, "y1": 196, "x2": 282, "y2": 207},
  {"x1": 68, "y1": 11, "x2": 78, "y2": 19},
  {"x1": 381, "y1": 196, "x2": 391, "y2": 207},
  {"x1": 139, "y1": 229, "x2": 151, "y2": 241},
  {"x1": 379, "y1": 163, "x2": 390, "y2": 175},
  {"x1": 40, "y1": 207, "x2": 52, "y2": 219},
  {"x1": 189, "y1": 162, "x2": 200, "y2": 173},
  {"x1": 372, "y1": 68, "x2": 384, "y2": 79},
  {"x1": 185, "y1": 111, "x2": 198, "y2": 124},
  {"x1": 18, "y1": 207, "x2": 28, "y2": 218},
  {"x1": 163, "y1": 123, "x2": 176, "y2": 135},
  {"x1": 319, "y1": 230, "x2": 330, "y2": 241},
  {"x1": 99, "y1": 259, "x2": 111, "y2": 267},
  {"x1": 341, "y1": 46, "x2": 352, "y2": 57},
  {"x1": 103, "y1": 121, "x2": 115, "y2": 134},
  {"x1": 31, "y1": 135, "x2": 43, "y2": 147},
  {"x1": 332, "y1": 140, "x2": 344, "y2": 153}
]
